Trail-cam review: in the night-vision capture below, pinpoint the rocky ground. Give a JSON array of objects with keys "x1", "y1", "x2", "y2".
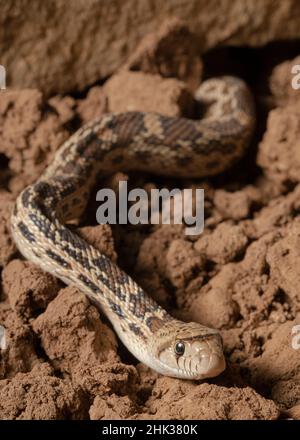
[{"x1": 1, "y1": 20, "x2": 300, "y2": 420}]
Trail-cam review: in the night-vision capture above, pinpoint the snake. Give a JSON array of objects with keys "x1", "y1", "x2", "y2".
[{"x1": 11, "y1": 76, "x2": 255, "y2": 380}]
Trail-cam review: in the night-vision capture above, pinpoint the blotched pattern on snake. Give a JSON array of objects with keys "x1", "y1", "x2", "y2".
[{"x1": 11, "y1": 76, "x2": 255, "y2": 379}]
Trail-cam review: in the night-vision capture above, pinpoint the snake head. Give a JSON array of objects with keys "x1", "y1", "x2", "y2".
[{"x1": 152, "y1": 321, "x2": 225, "y2": 380}]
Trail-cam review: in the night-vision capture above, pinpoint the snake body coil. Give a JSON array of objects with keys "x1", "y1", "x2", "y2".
[{"x1": 11, "y1": 76, "x2": 255, "y2": 379}]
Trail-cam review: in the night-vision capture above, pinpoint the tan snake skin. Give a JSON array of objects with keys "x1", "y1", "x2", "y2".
[{"x1": 11, "y1": 76, "x2": 255, "y2": 379}]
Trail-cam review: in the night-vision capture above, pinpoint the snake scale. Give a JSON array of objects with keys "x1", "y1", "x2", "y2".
[{"x1": 11, "y1": 76, "x2": 255, "y2": 379}]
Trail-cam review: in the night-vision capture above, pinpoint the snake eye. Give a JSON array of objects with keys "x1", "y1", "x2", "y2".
[{"x1": 175, "y1": 341, "x2": 185, "y2": 356}]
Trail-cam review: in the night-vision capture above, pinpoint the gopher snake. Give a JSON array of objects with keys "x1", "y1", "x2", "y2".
[{"x1": 11, "y1": 76, "x2": 255, "y2": 379}]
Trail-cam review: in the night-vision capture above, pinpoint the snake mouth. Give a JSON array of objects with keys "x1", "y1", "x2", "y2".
[
  {"x1": 177, "y1": 351, "x2": 226, "y2": 380},
  {"x1": 196, "y1": 351, "x2": 226, "y2": 379}
]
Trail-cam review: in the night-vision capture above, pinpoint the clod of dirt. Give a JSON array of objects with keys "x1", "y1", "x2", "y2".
[
  {"x1": 71, "y1": 362, "x2": 138, "y2": 400},
  {"x1": 0, "y1": 306, "x2": 40, "y2": 379},
  {"x1": 195, "y1": 222, "x2": 248, "y2": 264},
  {"x1": 124, "y1": 18, "x2": 203, "y2": 92},
  {"x1": 247, "y1": 318, "x2": 300, "y2": 389},
  {"x1": 2, "y1": 259, "x2": 60, "y2": 321},
  {"x1": 186, "y1": 264, "x2": 240, "y2": 329},
  {"x1": 189, "y1": 283, "x2": 239, "y2": 330},
  {"x1": 251, "y1": 184, "x2": 300, "y2": 238},
  {"x1": 48, "y1": 95, "x2": 76, "y2": 125},
  {"x1": 257, "y1": 100, "x2": 300, "y2": 184},
  {"x1": 0, "y1": 363, "x2": 87, "y2": 420},
  {"x1": 0, "y1": 89, "x2": 69, "y2": 194},
  {"x1": 270, "y1": 55, "x2": 300, "y2": 106},
  {"x1": 166, "y1": 239, "x2": 205, "y2": 289},
  {"x1": 138, "y1": 378, "x2": 279, "y2": 420},
  {"x1": 77, "y1": 87, "x2": 108, "y2": 124},
  {"x1": 104, "y1": 71, "x2": 194, "y2": 117},
  {"x1": 271, "y1": 379, "x2": 300, "y2": 411},
  {"x1": 286, "y1": 404, "x2": 300, "y2": 419},
  {"x1": 89, "y1": 394, "x2": 138, "y2": 420},
  {"x1": 214, "y1": 189, "x2": 253, "y2": 220},
  {"x1": 0, "y1": 191, "x2": 17, "y2": 266},
  {"x1": 32, "y1": 287, "x2": 118, "y2": 373},
  {"x1": 266, "y1": 219, "x2": 300, "y2": 301}
]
